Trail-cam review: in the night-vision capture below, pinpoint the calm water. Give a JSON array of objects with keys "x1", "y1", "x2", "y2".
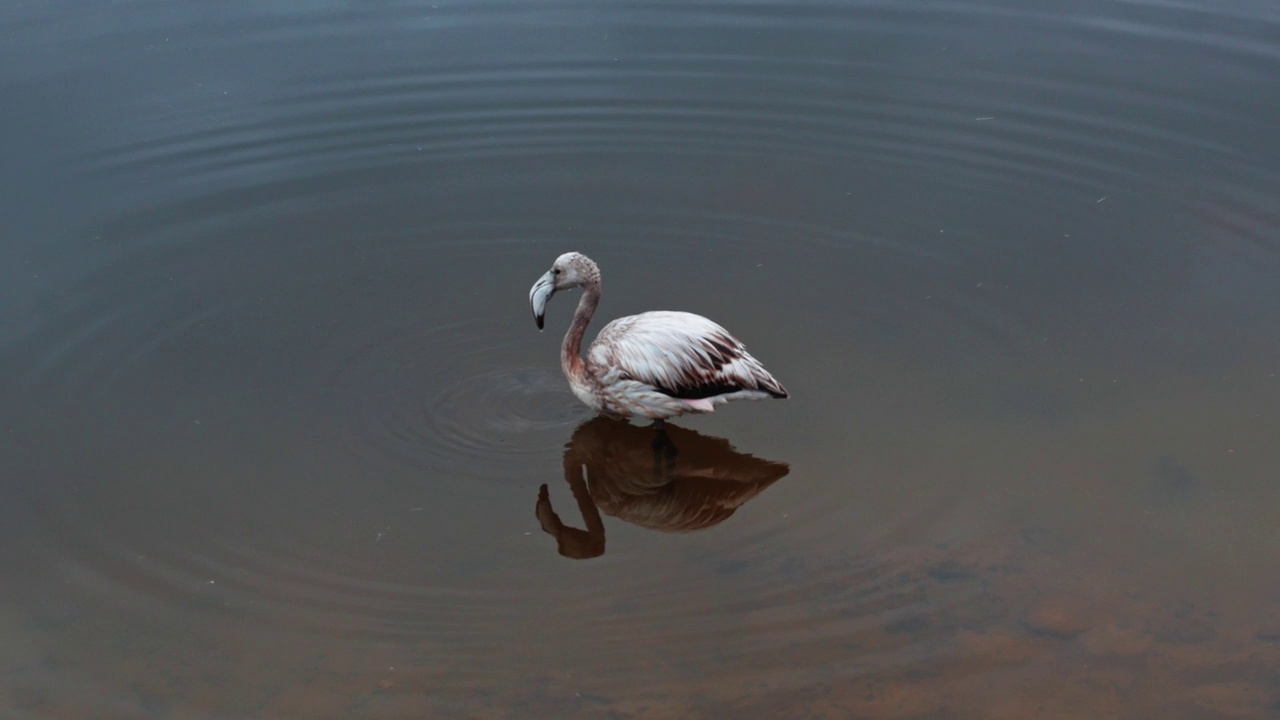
[{"x1": 3, "y1": 1, "x2": 1280, "y2": 717}]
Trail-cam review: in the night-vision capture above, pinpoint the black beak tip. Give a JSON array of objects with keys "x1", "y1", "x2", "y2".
[{"x1": 535, "y1": 315, "x2": 544, "y2": 330}]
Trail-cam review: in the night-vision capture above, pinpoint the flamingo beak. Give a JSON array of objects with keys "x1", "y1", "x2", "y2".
[{"x1": 529, "y1": 271, "x2": 555, "y2": 330}]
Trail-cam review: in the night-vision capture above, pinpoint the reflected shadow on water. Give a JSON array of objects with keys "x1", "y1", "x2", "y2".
[{"x1": 535, "y1": 417, "x2": 789, "y2": 559}]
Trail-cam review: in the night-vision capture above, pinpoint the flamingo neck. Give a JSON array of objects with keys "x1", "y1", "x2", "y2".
[{"x1": 561, "y1": 282, "x2": 599, "y2": 386}]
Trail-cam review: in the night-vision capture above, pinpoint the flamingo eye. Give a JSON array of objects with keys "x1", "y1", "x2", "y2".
[{"x1": 553, "y1": 268, "x2": 561, "y2": 275}]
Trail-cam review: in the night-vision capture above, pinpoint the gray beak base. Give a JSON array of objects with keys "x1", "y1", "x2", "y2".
[{"x1": 529, "y1": 271, "x2": 554, "y2": 330}]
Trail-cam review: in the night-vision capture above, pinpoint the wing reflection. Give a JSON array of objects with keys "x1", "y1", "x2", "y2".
[{"x1": 535, "y1": 417, "x2": 790, "y2": 559}]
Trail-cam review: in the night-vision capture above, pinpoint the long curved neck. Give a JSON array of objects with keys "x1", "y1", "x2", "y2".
[{"x1": 561, "y1": 281, "x2": 600, "y2": 386}]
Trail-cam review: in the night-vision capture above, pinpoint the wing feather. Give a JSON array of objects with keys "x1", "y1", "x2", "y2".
[{"x1": 587, "y1": 311, "x2": 787, "y2": 400}]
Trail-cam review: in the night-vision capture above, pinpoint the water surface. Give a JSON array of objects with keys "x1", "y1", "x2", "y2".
[{"x1": 3, "y1": 1, "x2": 1280, "y2": 717}]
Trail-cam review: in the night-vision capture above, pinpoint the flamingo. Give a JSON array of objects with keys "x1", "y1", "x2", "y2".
[{"x1": 528, "y1": 252, "x2": 788, "y2": 421}]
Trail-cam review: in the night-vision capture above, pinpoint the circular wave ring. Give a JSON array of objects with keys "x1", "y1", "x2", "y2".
[{"x1": 330, "y1": 317, "x2": 585, "y2": 482}]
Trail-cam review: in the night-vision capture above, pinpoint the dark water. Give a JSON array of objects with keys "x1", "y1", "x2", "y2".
[{"x1": 3, "y1": 1, "x2": 1280, "y2": 717}]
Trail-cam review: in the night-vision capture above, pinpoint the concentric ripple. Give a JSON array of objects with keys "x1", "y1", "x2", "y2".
[{"x1": 331, "y1": 316, "x2": 587, "y2": 482}]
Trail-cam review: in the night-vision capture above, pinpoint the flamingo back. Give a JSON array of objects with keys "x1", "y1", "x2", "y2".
[{"x1": 587, "y1": 311, "x2": 788, "y2": 403}]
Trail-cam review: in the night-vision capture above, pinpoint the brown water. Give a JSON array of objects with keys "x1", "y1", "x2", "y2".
[{"x1": 3, "y1": 1, "x2": 1280, "y2": 718}]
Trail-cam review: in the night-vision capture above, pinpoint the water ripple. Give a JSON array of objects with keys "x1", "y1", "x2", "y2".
[
  {"x1": 331, "y1": 316, "x2": 587, "y2": 481},
  {"x1": 79, "y1": 33, "x2": 1278, "y2": 209}
]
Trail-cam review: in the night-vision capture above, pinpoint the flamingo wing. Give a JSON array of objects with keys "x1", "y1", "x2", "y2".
[{"x1": 587, "y1": 311, "x2": 788, "y2": 400}]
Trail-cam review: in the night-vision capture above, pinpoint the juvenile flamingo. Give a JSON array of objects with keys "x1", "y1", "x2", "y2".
[{"x1": 529, "y1": 252, "x2": 788, "y2": 420}]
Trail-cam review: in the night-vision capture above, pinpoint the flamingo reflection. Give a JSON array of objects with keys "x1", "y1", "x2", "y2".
[{"x1": 536, "y1": 417, "x2": 789, "y2": 559}]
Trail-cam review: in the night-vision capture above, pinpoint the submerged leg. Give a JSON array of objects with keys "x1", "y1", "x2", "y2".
[{"x1": 651, "y1": 419, "x2": 678, "y2": 479}]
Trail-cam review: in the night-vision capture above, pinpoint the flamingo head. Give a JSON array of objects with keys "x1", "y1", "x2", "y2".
[{"x1": 529, "y1": 252, "x2": 598, "y2": 330}]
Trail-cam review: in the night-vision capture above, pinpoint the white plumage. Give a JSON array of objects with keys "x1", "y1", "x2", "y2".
[{"x1": 529, "y1": 252, "x2": 787, "y2": 420}]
